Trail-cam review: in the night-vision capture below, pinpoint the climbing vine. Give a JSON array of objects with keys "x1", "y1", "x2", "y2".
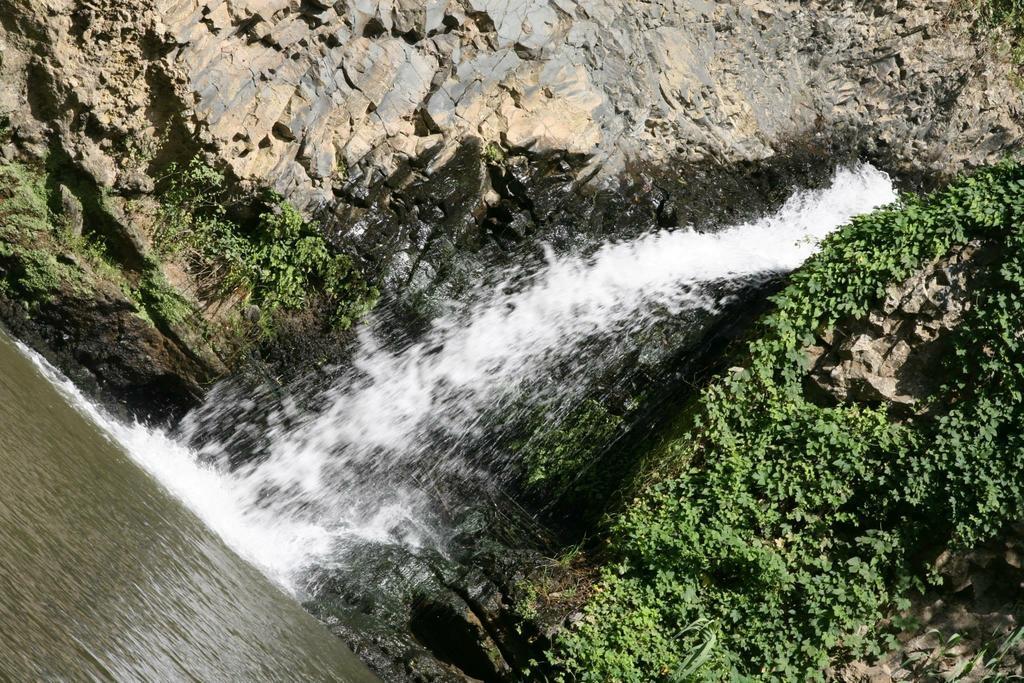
[
  {"x1": 156, "y1": 157, "x2": 378, "y2": 332},
  {"x1": 551, "y1": 161, "x2": 1024, "y2": 680}
]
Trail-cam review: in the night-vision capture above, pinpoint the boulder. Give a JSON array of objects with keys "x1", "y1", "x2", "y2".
[{"x1": 57, "y1": 184, "x2": 83, "y2": 237}]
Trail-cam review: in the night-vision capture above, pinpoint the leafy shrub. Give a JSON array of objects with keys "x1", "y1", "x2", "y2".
[
  {"x1": 551, "y1": 161, "x2": 1024, "y2": 680},
  {"x1": 156, "y1": 157, "x2": 377, "y2": 331},
  {"x1": 0, "y1": 163, "x2": 84, "y2": 302},
  {"x1": 974, "y1": 0, "x2": 1024, "y2": 62},
  {"x1": 483, "y1": 141, "x2": 506, "y2": 165},
  {"x1": 137, "y1": 266, "x2": 194, "y2": 327}
]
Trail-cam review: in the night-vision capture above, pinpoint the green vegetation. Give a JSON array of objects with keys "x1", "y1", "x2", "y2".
[
  {"x1": 0, "y1": 160, "x2": 203, "y2": 338},
  {"x1": 155, "y1": 157, "x2": 378, "y2": 332},
  {"x1": 0, "y1": 162, "x2": 83, "y2": 304},
  {"x1": 1, "y1": 151, "x2": 377, "y2": 376},
  {"x1": 550, "y1": 161, "x2": 1024, "y2": 680},
  {"x1": 483, "y1": 141, "x2": 506, "y2": 165},
  {"x1": 0, "y1": 161, "x2": 53, "y2": 238},
  {"x1": 976, "y1": 0, "x2": 1024, "y2": 62},
  {"x1": 136, "y1": 266, "x2": 194, "y2": 327}
]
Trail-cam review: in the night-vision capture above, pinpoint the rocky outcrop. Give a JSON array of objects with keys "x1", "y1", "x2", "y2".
[
  {"x1": 2, "y1": 0, "x2": 1022, "y2": 322},
  {"x1": 836, "y1": 529, "x2": 1024, "y2": 682},
  {"x1": 3, "y1": 0, "x2": 1022, "y2": 215},
  {"x1": 2, "y1": 0, "x2": 1020, "y2": 324},
  {"x1": 807, "y1": 241, "x2": 997, "y2": 407},
  {"x1": 0, "y1": 0, "x2": 189, "y2": 189},
  {"x1": 156, "y1": 0, "x2": 1022, "y2": 212},
  {"x1": 0, "y1": 276, "x2": 216, "y2": 421}
]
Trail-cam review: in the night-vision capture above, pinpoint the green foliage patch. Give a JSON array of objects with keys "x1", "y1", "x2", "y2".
[
  {"x1": 0, "y1": 161, "x2": 53, "y2": 239},
  {"x1": 0, "y1": 162, "x2": 85, "y2": 303},
  {"x1": 136, "y1": 266, "x2": 194, "y2": 327},
  {"x1": 975, "y1": 0, "x2": 1024, "y2": 63},
  {"x1": 155, "y1": 157, "x2": 378, "y2": 332},
  {"x1": 0, "y1": 161, "x2": 196, "y2": 332},
  {"x1": 551, "y1": 161, "x2": 1024, "y2": 680},
  {"x1": 483, "y1": 141, "x2": 507, "y2": 165}
]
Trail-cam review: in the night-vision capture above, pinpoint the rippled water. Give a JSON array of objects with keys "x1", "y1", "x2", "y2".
[{"x1": 0, "y1": 332, "x2": 377, "y2": 681}]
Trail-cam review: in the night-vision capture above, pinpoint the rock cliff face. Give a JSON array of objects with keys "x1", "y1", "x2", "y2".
[
  {"x1": 3, "y1": 0, "x2": 1022, "y2": 212},
  {"x1": 3, "y1": 0, "x2": 1021, "y2": 321},
  {"x1": 161, "y1": 0, "x2": 1020, "y2": 211},
  {"x1": 2, "y1": 0, "x2": 1021, "y2": 321}
]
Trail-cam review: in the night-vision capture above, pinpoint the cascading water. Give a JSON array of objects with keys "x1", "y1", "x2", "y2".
[{"x1": 38, "y1": 164, "x2": 897, "y2": 595}]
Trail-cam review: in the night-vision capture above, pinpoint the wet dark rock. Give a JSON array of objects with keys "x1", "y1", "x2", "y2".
[
  {"x1": 0, "y1": 279, "x2": 212, "y2": 424},
  {"x1": 293, "y1": 492, "x2": 562, "y2": 683},
  {"x1": 305, "y1": 543, "x2": 496, "y2": 683},
  {"x1": 323, "y1": 130, "x2": 887, "y2": 328},
  {"x1": 408, "y1": 590, "x2": 508, "y2": 681}
]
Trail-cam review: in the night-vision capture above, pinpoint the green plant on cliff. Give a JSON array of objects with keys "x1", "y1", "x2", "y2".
[
  {"x1": 136, "y1": 265, "x2": 194, "y2": 327},
  {"x1": 156, "y1": 157, "x2": 377, "y2": 331},
  {"x1": 550, "y1": 161, "x2": 1024, "y2": 680},
  {"x1": 0, "y1": 161, "x2": 52, "y2": 239},
  {"x1": 246, "y1": 201, "x2": 351, "y2": 315},
  {"x1": 975, "y1": 0, "x2": 1024, "y2": 62},
  {"x1": 483, "y1": 141, "x2": 506, "y2": 165},
  {"x1": 0, "y1": 162, "x2": 84, "y2": 303},
  {"x1": 0, "y1": 161, "x2": 198, "y2": 333}
]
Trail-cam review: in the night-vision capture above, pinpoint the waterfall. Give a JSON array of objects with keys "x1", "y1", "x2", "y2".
[{"x1": 22, "y1": 165, "x2": 896, "y2": 594}]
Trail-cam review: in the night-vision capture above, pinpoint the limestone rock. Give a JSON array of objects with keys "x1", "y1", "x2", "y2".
[
  {"x1": 807, "y1": 241, "x2": 997, "y2": 407},
  {"x1": 0, "y1": 0, "x2": 1002, "y2": 214}
]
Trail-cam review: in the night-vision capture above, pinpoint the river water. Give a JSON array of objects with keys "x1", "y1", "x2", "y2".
[{"x1": 0, "y1": 332, "x2": 376, "y2": 681}]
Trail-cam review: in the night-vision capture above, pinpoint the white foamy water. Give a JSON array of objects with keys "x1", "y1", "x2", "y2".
[
  {"x1": 14, "y1": 343, "x2": 331, "y2": 590},
  {"x1": 17, "y1": 165, "x2": 896, "y2": 593}
]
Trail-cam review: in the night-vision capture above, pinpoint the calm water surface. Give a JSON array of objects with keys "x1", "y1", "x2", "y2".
[{"x1": 0, "y1": 331, "x2": 377, "y2": 681}]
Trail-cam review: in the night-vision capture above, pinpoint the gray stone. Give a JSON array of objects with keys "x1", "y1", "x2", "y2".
[
  {"x1": 58, "y1": 184, "x2": 84, "y2": 237},
  {"x1": 808, "y1": 241, "x2": 997, "y2": 407},
  {"x1": 119, "y1": 169, "x2": 156, "y2": 194},
  {"x1": 96, "y1": 0, "x2": 1023, "y2": 212},
  {"x1": 104, "y1": 200, "x2": 152, "y2": 263}
]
